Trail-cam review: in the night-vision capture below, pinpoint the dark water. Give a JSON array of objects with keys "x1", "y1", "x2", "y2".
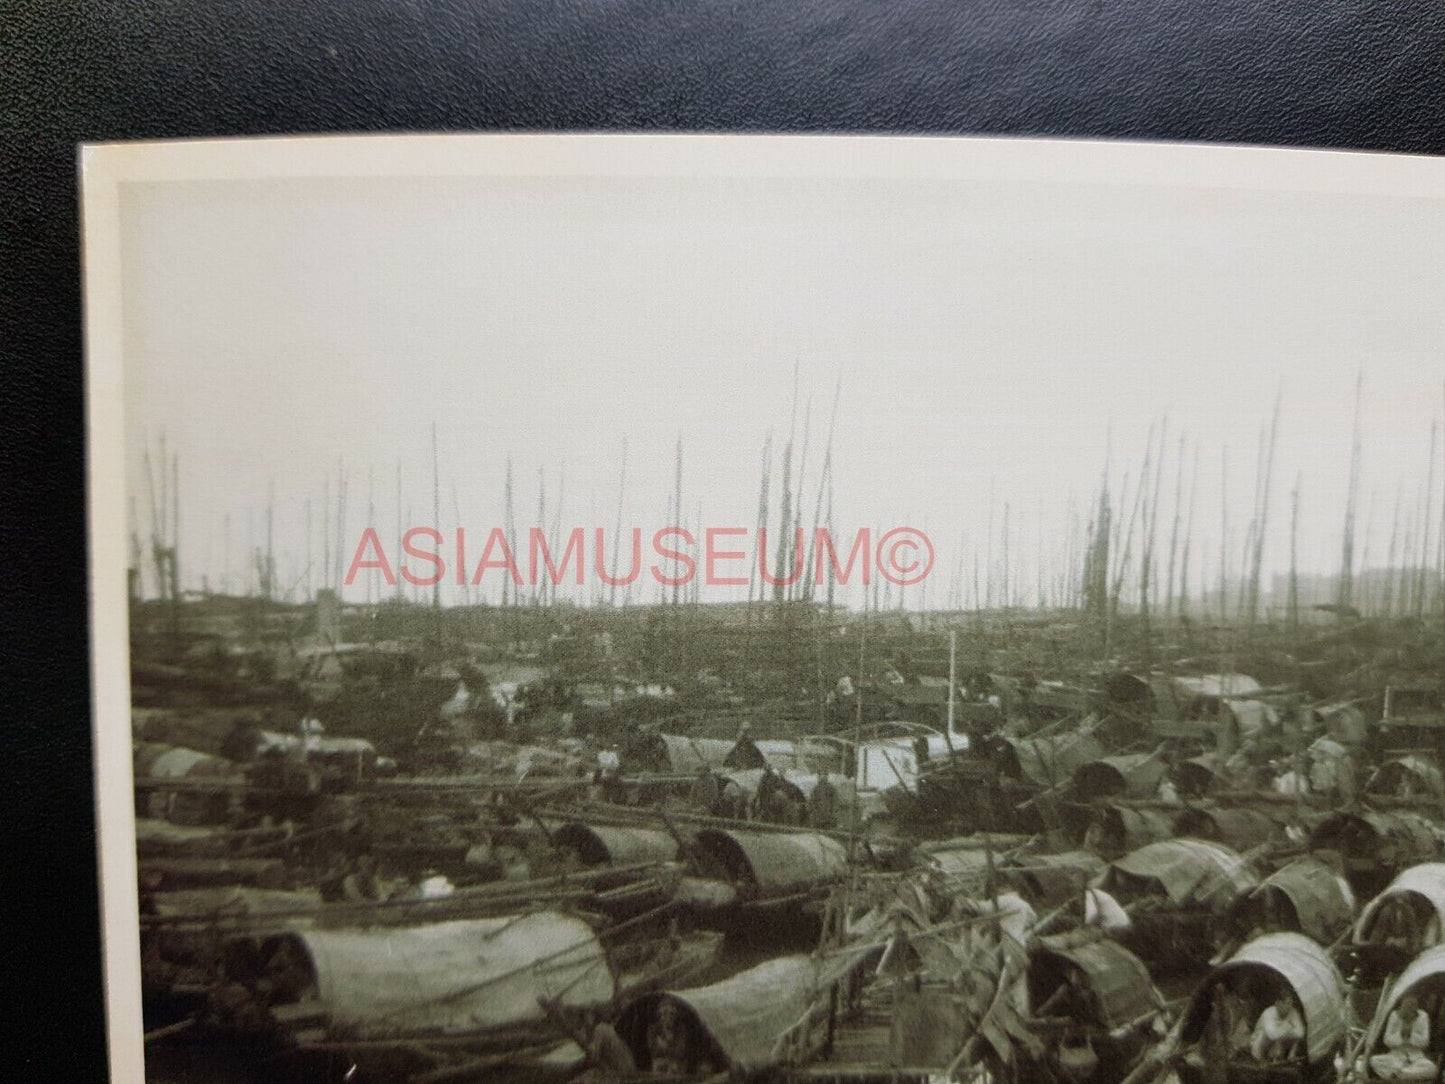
[{"x1": 146, "y1": 1045, "x2": 268, "y2": 1084}]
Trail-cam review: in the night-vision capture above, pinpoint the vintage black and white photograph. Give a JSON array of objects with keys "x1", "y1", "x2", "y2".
[{"x1": 83, "y1": 134, "x2": 1445, "y2": 1084}]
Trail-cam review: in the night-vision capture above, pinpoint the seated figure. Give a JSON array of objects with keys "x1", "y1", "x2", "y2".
[
  {"x1": 1373, "y1": 898, "x2": 1426, "y2": 957},
  {"x1": 1371, "y1": 994, "x2": 1435, "y2": 1082},
  {"x1": 1250, "y1": 992, "x2": 1305, "y2": 1063},
  {"x1": 647, "y1": 1000, "x2": 690, "y2": 1074}
]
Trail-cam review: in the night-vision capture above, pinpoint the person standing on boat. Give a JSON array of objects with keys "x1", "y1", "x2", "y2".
[
  {"x1": 647, "y1": 1000, "x2": 689, "y2": 1074},
  {"x1": 1270, "y1": 757, "x2": 1311, "y2": 797},
  {"x1": 539, "y1": 1001, "x2": 636, "y2": 1081},
  {"x1": 808, "y1": 768, "x2": 839, "y2": 829},
  {"x1": 341, "y1": 853, "x2": 383, "y2": 901},
  {"x1": 584, "y1": 1017, "x2": 636, "y2": 1078},
  {"x1": 1372, "y1": 993, "x2": 1434, "y2": 1081},
  {"x1": 729, "y1": 721, "x2": 755, "y2": 765},
  {"x1": 753, "y1": 763, "x2": 788, "y2": 823},
  {"x1": 1199, "y1": 981, "x2": 1251, "y2": 1082},
  {"x1": 716, "y1": 775, "x2": 746, "y2": 820},
  {"x1": 220, "y1": 715, "x2": 262, "y2": 763},
  {"x1": 1249, "y1": 991, "x2": 1305, "y2": 1062},
  {"x1": 690, "y1": 765, "x2": 720, "y2": 814}
]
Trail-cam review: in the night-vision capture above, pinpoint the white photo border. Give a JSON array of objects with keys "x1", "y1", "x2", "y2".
[{"x1": 82, "y1": 131, "x2": 1445, "y2": 1082}]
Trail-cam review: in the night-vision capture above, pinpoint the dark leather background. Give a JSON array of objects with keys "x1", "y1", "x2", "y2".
[{"x1": 4, "y1": 0, "x2": 1445, "y2": 1074}]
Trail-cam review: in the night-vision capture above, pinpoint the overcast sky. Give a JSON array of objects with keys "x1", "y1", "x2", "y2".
[{"x1": 118, "y1": 162, "x2": 1445, "y2": 609}]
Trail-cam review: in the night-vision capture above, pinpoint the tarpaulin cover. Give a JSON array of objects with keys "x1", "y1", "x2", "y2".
[
  {"x1": 1183, "y1": 932, "x2": 1347, "y2": 1064},
  {"x1": 135, "y1": 818, "x2": 226, "y2": 848},
  {"x1": 1369, "y1": 757, "x2": 1445, "y2": 799},
  {"x1": 1219, "y1": 699, "x2": 1278, "y2": 739},
  {"x1": 135, "y1": 742, "x2": 240, "y2": 779},
  {"x1": 553, "y1": 822, "x2": 679, "y2": 867},
  {"x1": 1171, "y1": 807, "x2": 1285, "y2": 850},
  {"x1": 1072, "y1": 754, "x2": 1167, "y2": 800},
  {"x1": 1011, "y1": 851, "x2": 1108, "y2": 904},
  {"x1": 1354, "y1": 863, "x2": 1445, "y2": 945},
  {"x1": 293, "y1": 913, "x2": 614, "y2": 1038},
  {"x1": 1176, "y1": 755, "x2": 1221, "y2": 794},
  {"x1": 926, "y1": 847, "x2": 992, "y2": 896},
  {"x1": 1314, "y1": 702, "x2": 1366, "y2": 744},
  {"x1": 718, "y1": 768, "x2": 806, "y2": 806},
  {"x1": 749, "y1": 739, "x2": 844, "y2": 773},
  {"x1": 1033, "y1": 934, "x2": 1163, "y2": 1028},
  {"x1": 1102, "y1": 839, "x2": 1256, "y2": 913},
  {"x1": 693, "y1": 828, "x2": 848, "y2": 892},
  {"x1": 1310, "y1": 811, "x2": 1442, "y2": 865},
  {"x1": 255, "y1": 730, "x2": 376, "y2": 758},
  {"x1": 1241, "y1": 858, "x2": 1356, "y2": 944},
  {"x1": 1172, "y1": 674, "x2": 1263, "y2": 700},
  {"x1": 657, "y1": 734, "x2": 739, "y2": 773},
  {"x1": 618, "y1": 951, "x2": 866, "y2": 1072},
  {"x1": 1364, "y1": 944, "x2": 1445, "y2": 1059},
  {"x1": 1096, "y1": 806, "x2": 1176, "y2": 853},
  {"x1": 1004, "y1": 732, "x2": 1106, "y2": 788},
  {"x1": 152, "y1": 886, "x2": 323, "y2": 919},
  {"x1": 782, "y1": 771, "x2": 857, "y2": 807}
]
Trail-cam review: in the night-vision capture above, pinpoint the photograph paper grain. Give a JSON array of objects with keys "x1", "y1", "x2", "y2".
[{"x1": 83, "y1": 134, "x2": 1445, "y2": 1084}]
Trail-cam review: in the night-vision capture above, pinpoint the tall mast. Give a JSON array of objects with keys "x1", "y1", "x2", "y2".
[
  {"x1": 1246, "y1": 393, "x2": 1281, "y2": 626},
  {"x1": 1438, "y1": 381, "x2": 1445, "y2": 617},
  {"x1": 533, "y1": 466, "x2": 545, "y2": 608},
  {"x1": 947, "y1": 629, "x2": 957, "y2": 737},
  {"x1": 394, "y1": 463, "x2": 403, "y2": 602},
  {"x1": 170, "y1": 448, "x2": 180, "y2": 607},
  {"x1": 549, "y1": 463, "x2": 566, "y2": 608},
  {"x1": 672, "y1": 433, "x2": 683, "y2": 609},
  {"x1": 825, "y1": 471, "x2": 835, "y2": 617},
  {"x1": 1287, "y1": 473, "x2": 1301, "y2": 631},
  {"x1": 335, "y1": 459, "x2": 348, "y2": 597},
  {"x1": 1417, "y1": 420, "x2": 1439, "y2": 619},
  {"x1": 1219, "y1": 446, "x2": 1230, "y2": 624},
  {"x1": 1002, "y1": 502, "x2": 1011, "y2": 611},
  {"x1": 503, "y1": 454, "x2": 516, "y2": 637},
  {"x1": 451, "y1": 481, "x2": 468, "y2": 609},
  {"x1": 304, "y1": 498, "x2": 312, "y2": 601},
  {"x1": 790, "y1": 392, "x2": 813, "y2": 604},
  {"x1": 986, "y1": 476, "x2": 996, "y2": 610},
  {"x1": 1140, "y1": 415, "x2": 1167, "y2": 620},
  {"x1": 1165, "y1": 434, "x2": 1186, "y2": 619},
  {"x1": 322, "y1": 476, "x2": 331, "y2": 599},
  {"x1": 365, "y1": 468, "x2": 375, "y2": 606},
  {"x1": 1385, "y1": 487, "x2": 1404, "y2": 618},
  {"x1": 1338, "y1": 370, "x2": 1364, "y2": 615},
  {"x1": 1178, "y1": 442, "x2": 1200, "y2": 620},
  {"x1": 747, "y1": 433, "x2": 773, "y2": 626},
  {"x1": 265, "y1": 478, "x2": 275, "y2": 602},
  {"x1": 774, "y1": 362, "x2": 800, "y2": 611},
  {"x1": 429, "y1": 424, "x2": 441, "y2": 611},
  {"x1": 609, "y1": 439, "x2": 628, "y2": 609},
  {"x1": 804, "y1": 372, "x2": 842, "y2": 604}
]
